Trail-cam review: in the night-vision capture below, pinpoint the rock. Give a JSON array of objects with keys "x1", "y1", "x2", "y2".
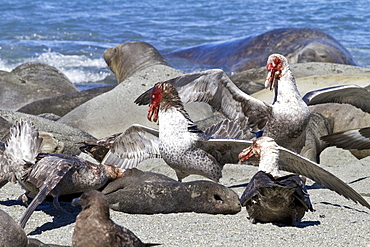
[
  {"x1": 251, "y1": 72, "x2": 370, "y2": 104},
  {"x1": 18, "y1": 85, "x2": 115, "y2": 117},
  {"x1": 0, "y1": 110, "x2": 96, "y2": 155},
  {"x1": 58, "y1": 65, "x2": 213, "y2": 139},
  {"x1": 0, "y1": 62, "x2": 79, "y2": 111},
  {"x1": 230, "y1": 63, "x2": 370, "y2": 95}
]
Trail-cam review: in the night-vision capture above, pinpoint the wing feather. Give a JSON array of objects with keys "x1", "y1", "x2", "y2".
[
  {"x1": 4, "y1": 118, "x2": 43, "y2": 182},
  {"x1": 19, "y1": 156, "x2": 73, "y2": 228},
  {"x1": 277, "y1": 146, "x2": 370, "y2": 209},
  {"x1": 198, "y1": 139, "x2": 254, "y2": 165},
  {"x1": 0, "y1": 141, "x2": 13, "y2": 186},
  {"x1": 135, "y1": 69, "x2": 272, "y2": 132},
  {"x1": 102, "y1": 124, "x2": 161, "y2": 168},
  {"x1": 303, "y1": 84, "x2": 370, "y2": 113},
  {"x1": 321, "y1": 127, "x2": 370, "y2": 150},
  {"x1": 172, "y1": 69, "x2": 271, "y2": 132}
]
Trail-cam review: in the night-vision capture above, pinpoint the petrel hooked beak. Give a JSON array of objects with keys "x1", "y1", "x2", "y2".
[
  {"x1": 265, "y1": 56, "x2": 282, "y2": 91},
  {"x1": 238, "y1": 142, "x2": 260, "y2": 162},
  {"x1": 71, "y1": 197, "x2": 81, "y2": 206},
  {"x1": 147, "y1": 83, "x2": 162, "y2": 122}
]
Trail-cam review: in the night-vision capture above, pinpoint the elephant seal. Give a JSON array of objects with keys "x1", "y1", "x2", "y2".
[
  {"x1": 104, "y1": 41, "x2": 169, "y2": 83},
  {"x1": 166, "y1": 28, "x2": 357, "y2": 73},
  {"x1": 102, "y1": 168, "x2": 241, "y2": 214}
]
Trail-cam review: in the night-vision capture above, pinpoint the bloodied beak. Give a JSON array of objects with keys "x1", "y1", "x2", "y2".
[
  {"x1": 265, "y1": 56, "x2": 282, "y2": 91},
  {"x1": 147, "y1": 83, "x2": 162, "y2": 122},
  {"x1": 147, "y1": 101, "x2": 160, "y2": 122},
  {"x1": 238, "y1": 142, "x2": 260, "y2": 162}
]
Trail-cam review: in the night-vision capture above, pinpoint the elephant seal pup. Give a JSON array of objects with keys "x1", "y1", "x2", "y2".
[
  {"x1": 102, "y1": 168, "x2": 241, "y2": 214},
  {"x1": 166, "y1": 27, "x2": 357, "y2": 73},
  {"x1": 104, "y1": 41, "x2": 169, "y2": 84}
]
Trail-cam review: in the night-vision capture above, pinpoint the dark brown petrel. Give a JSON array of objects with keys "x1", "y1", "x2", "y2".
[
  {"x1": 72, "y1": 190, "x2": 159, "y2": 247},
  {"x1": 238, "y1": 136, "x2": 370, "y2": 225}
]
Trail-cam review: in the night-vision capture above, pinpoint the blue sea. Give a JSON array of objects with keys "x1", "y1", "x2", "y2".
[{"x1": 1, "y1": 0, "x2": 369, "y2": 90}]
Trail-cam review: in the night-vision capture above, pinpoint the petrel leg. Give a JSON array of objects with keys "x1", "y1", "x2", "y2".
[
  {"x1": 19, "y1": 193, "x2": 30, "y2": 206},
  {"x1": 175, "y1": 170, "x2": 188, "y2": 182},
  {"x1": 53, "y1": 196, "x2": 70, "y2": 214}
]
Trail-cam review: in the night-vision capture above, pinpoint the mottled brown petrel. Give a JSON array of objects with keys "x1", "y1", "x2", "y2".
[{"x1": 0, "y1": 119, "x2": 125, "y2": 228}]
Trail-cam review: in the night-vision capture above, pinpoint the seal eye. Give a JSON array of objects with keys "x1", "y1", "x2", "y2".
[{"x1": 214, "y1": 194, "x2": 223, "y2": 203}]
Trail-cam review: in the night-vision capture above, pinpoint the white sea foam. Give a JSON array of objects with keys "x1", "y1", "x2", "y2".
[
  {"x1": 60, "y1": 68, "x2": 110, "y2": 84},
  {"x1": 0, "y1": 58, "x2": 13, "y2": 72},
  {"x1": 29, "y1": 51, "x2": 112, "y2": 84},
  {"x1": 30, "y1": 51, "x2": 107, "y2": 69},
  {"x1": 0, "y1": 51, "x2": 112, "y2": 85}
]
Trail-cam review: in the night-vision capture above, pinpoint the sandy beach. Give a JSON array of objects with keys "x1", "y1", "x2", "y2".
[{"x1": 1, "y1": 145, "x2": 369, "y2": 246}]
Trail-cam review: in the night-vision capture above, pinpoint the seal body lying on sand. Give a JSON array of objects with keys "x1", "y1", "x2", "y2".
[
  {"x1": 166, "y1": 27, "x2": 356, "y2": 73},
  {"x1": 102, "y1": 168, "x2": 241, "y2": 214}
]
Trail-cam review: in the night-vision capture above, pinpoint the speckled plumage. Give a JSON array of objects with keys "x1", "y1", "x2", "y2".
[
  {"x1": 157, "y1": 106, "x2": 221, "y2": 181},
  {"x1": 141, "y1": 81, "x2": 249, "y2": 182},
  {"x1": 99, "y1": 82, "x2": 247, "y2": 182},
  {"x1": 134, "y1": 54, "x2": 311, "y2": 156}
]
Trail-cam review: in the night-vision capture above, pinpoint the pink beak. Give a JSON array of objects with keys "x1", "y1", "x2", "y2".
[{"x1": 238, "y1": 146, "x2": 257, "y2": 162}]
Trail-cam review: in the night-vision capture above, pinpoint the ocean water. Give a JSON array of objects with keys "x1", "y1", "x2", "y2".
[{"x1": 1, "y1": 0, "x2": 369, "y2": 90}]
